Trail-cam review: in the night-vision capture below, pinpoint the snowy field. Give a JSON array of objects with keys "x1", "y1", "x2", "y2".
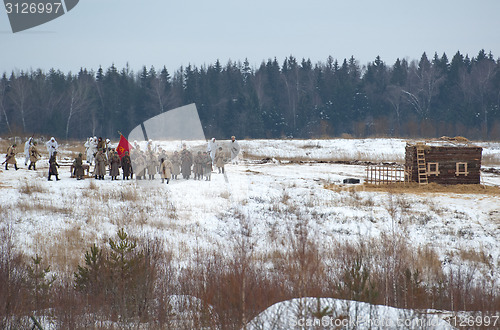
[{"x1": 1, "y1": 137, "x2": 500, "y2": 328}]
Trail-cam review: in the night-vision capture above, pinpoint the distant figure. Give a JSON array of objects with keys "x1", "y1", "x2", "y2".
[
  {"x1": 24, "y1": 136, "x2": 33, "y2": 166},
  {"x1": 230, "y1": 135, "x2": 240, "y2": 165},
  {"x1": 48, "y1": 151, "x2": 60, "y2": 181},
  {"x1": 85, "y1": 137, "x2": 98, "y2": 164},
  {"x1": 73, "y1": 153, "x2": 84, "y2": 180},
  {"x1": 158, "y1": 148, "x2": 167, "y2": 172},
  {"x1": 110, "y1": 151, "x2": 121, "y2": 180},
  {"x1": 84, "y1": 137, "x2": 93, "y2": 164},
  {"x1": 207, "y1": 138, "x2": 217, "y2": 165},
  {"x1": 160, "y1": 157, "x2": 173, "y2": 184},
  {"x1": 146, "y1": 148, "x2": 158, "y2": 180},
  {"x1": 215, "y1": 147, "x2": 225, "y2": 174},
  {"x1": 203, "y1": 151, "x2": 212, "y2": 181},
  {"x1": 133, "y1": 151, "x2": 146, "y2": 180},
  {"x1": 121, "y1": 151, "x2": 133, "y2": 180},
  {"x1": 94, "y1": 149, "x2": 107, "y2": 180},
  {"x1": 28, "y1": 141, "x2": 41, "y2": 170},
  {"x1": 97, "y1": 137, "x2": 106, "y2": 151},
  {"x1": 180, "y1": 144, "x2": 192, "y2": 179},
  {"x1": 46, "y1": 137, "x2": 59, "y2": 158},
  {"x1": 107, "y1": 147, "x2": 115, "y2": 170},
  {"x1": 171, "y1": 151, "x2": 181, "y2": 180},
  {"x1": 4, "y1": 143, "x2": 18, "y2": 170},
  {"x1": 194, "y1": 151, "x2": 204, "y2": 180}
]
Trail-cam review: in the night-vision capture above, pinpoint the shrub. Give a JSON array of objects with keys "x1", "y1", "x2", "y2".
[{"x1": 74, "y1": 229, "x2": 164, "y2": 323}]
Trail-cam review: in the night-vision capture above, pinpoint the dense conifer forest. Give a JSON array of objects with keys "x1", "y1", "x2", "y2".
[{"x1": 1, "y1": 49, "x2": 499, "y2": 140}]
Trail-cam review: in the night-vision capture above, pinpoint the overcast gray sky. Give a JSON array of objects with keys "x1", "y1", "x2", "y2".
[{"x1": 1, "y1": 0, "x2": 499, "y2": 75}]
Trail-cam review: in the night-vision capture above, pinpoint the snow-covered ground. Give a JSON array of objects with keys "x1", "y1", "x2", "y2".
[
  {"x1": 2, "y1": 138, "x2": 500, "y2": 327},
  {"x1": 248, "y1": 297, "x2": 455, "y2": 330}
]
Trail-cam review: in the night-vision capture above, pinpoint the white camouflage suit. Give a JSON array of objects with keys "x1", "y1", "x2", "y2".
[
  {"x1": 45, "y1": 137, "x2": 59, "y2": 158},
  {"x1": 230, "y1": 136, "x2": 240, "y2": 164}
]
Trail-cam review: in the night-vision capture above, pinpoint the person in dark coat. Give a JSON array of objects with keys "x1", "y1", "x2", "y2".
[
  {"x1": 97, "y1": 137, "x2": 106, "y2": 151},
  {"x1": 73, "y1": 153, "x2": 84, "y2": 180},
  {"x1": 180, "y1": 145, "x2": 192, "y2": 179},
  {"x1": 48, "y1": 151, "x2": 60, "y2": 181},
  {"x1": 193, "y1": 151, "x2": 204, "y2": 180},
  {"x1": 94, "y1": 149, "x2": 107, "y2": 180},
  {"x1": 203, "y1": 151, "x2": 212, "y2": 181},
  {"x1": 121, "y1": 151, "x2": 133, "y2": 180},
  {"x1": 171, "y1": 151, "x2": 181, "y2": 180},
  {"x1": 110, "y1": 151, "x2": 121, "y2": 180}
]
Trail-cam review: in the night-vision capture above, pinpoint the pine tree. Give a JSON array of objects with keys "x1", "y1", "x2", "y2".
[
  {"x1": 74, "y1": 244, "x2": 104, "y2": 295},
  {"x1": 391, "y1": 58, "x2": 407, "y2": 86},
  {"x1": 27, "y1": 254, "x2": 56, "y2": 311}
]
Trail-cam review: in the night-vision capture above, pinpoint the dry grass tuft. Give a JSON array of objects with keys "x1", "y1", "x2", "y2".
[
  {"x1": 118, "y1": 187, "x2": 139, "y2": 202},
  {"x1": 415, "y1": 246, "x2": 443, "y2": 280},
  {"x1": 455, "y1": 247, "x2": 492, "y2": 266},
  {"x1": 0, "y1": 138, "x2": 14, "y2": 153},
  {"x1": 19, "y1": 180, "x2": 46, "y2": 195},
  {"x1": 300, "y1": 142, "x2": 322, "y2": 149},
  {"x1": 42, "y1": 225, "x2": 87, "y2": 273},
  {"x1": 326, "y1": 182, "x2": 500, "y2": 196},
  {"x1": 17, "y1": 198, "x2": 72, "y2": 215},
  {"x1": 88, "y1": 179, "x2": 98, "y2": 190},
  {"x1": 245, "y1": 150, "x2": 402, "y2": 164},
  {"x1": 220, "y1": 190, "x2": 230, "y2": 199}
]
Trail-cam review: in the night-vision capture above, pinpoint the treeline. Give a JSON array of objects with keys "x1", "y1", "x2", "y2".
[{"x1": 1, "y1": 49, "x2": 499, "y2": 140}]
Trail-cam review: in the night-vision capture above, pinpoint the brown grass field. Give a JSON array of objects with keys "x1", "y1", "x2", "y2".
[{"x1": 326, "y1": 182, "x2": 500, "y2": 196}]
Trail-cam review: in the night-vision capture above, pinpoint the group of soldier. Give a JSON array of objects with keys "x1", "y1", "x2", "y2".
[
  {"x1": 79, "y1": 136, "x2": 129, "y2": 181},
  {"x1": 4, "y1": 135, "x2": 241, "y2": 184},
  {"x1": 77, "y1": 136, "x2": 240, "y2": 184},
  {"x1": 3, "y1": 136, "x2": 60, "y2": 179},
  {"x1": 128, "y1": 138, "x2": 230, "y2": 184}
]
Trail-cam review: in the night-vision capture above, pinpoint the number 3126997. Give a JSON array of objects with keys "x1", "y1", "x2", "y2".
[{"x1": 5, "y1": 2, "x2": 63, "y2": 14}]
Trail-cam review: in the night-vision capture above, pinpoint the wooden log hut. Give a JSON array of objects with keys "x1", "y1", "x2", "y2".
[{"x1": 405, "y1": 140, "x2": 482, "y2": 185}]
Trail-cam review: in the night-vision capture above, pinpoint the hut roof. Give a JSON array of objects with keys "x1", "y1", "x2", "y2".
[{"x1": 406, "y1": 137, "x2": 480, "y2": 148}]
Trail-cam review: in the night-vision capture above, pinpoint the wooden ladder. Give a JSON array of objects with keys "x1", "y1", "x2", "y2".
[{"x1": 416, "y1": 143, "x2": 428, "y2": 185}]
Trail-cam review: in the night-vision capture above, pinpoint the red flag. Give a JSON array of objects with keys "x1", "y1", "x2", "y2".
[{"x1": 116, "y1": 135, "x2": 132, "y2": 159}]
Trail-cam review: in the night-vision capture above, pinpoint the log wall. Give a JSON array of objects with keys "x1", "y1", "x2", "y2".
[{"x1": 405, "y1": 144, "x2": 482, "y2": 185}]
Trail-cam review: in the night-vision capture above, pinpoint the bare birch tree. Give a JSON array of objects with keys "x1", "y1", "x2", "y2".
[
  {"x1": 0, "y1": 75, "x2": 12, "y2": 134},
  {"x1": 403, "y1": 57, "x2": 445, "y2": 120},
  {"x1": 65, "y1": 74, "x2": 93, "y2": 139},
  {"x1": 470, "y1": 57, "x2": 496, "y2": 139},
  {"x1": 8, "y1": 72, "x2": 31, "y2": 133},
  {"x1": 385, "y1": 85, "x2": 404, "y2": 135}
]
